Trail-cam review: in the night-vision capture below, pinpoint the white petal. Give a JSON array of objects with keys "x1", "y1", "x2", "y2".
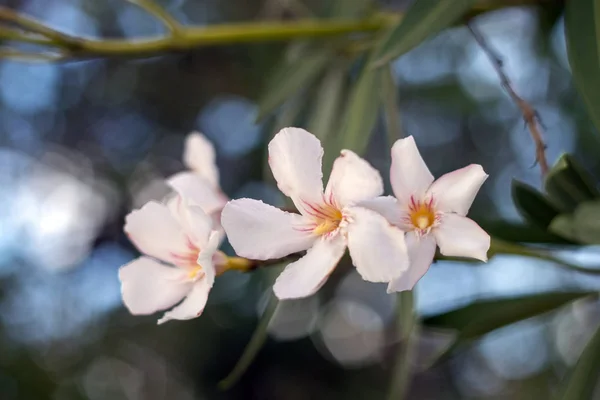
[
  {"x1": 273, "y1": 234, "x2": 346, "y2": 300},
  {"x1": 387, "y1": 232, "x2": 436, "y2": 293},
  {"x1": 346, "y1": 207, "x2": 409, "y2": 283},
  {"x1": 124, "y1": 201, "x2": 188, "y2": 264},
  {"x1": 434, "y1": 214, "x2": 490, "y2": 261},
  {"x1": 390, "y1": 136, "x2": 434, "y2": 203},
  {"x1": 157, "y1": 278, "x2": 212, "y2": 324},
  {"x1": 427, "y1": 164, "x2": 488, "y2": 216},
  {"x1": 221, "y1": 198, "x2": 316, "y2": 260},
  {"x1": 268, "y1": 127, "x2": 324, "y2": 212},
  {"x1": 119, "y1": 257, "x2": 191, "y2": 315},
  {"x1": 175, "y1": 198, "x2": 214, "y2": 249},
  {"x1": 358, "y1": 196, "x2": 410, "y2": 230},
  {"x1": 167, "y1": 171, "x2": 227, "y2": 215},
  {"x1": 325, "y1": 150, "x2": 383, "y2": 208},
  {"x1": 197, "y1": 231, "x2": 220, "y2": 287},
  {"x1": 183, "y1": 131, "x2": 220, "y2": 188}
]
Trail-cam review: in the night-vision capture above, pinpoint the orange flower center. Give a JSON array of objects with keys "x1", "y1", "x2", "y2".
[
  {"x1": 301, "y1": 199, "x2": 343, "y2": 236},
  {"x1": 187, "y1": 265, "x2": 204, "y2": 280},
  {"x1": 408, "y1": 196, "x2": 437, "y2": 233},
  {"x1": 313, "y1": 204, "x2": 343, "y2": 236}
]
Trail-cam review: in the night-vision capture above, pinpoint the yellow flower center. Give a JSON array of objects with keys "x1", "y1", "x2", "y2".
[
  {"x1": 408, "y1": 196, "x2": 436, "y2": 233},
  {"x1": 309, "y1": 203, "x2": 343, "y2": 236},
  {"x1": 187, "y1": 265, "x2": 204, "y2": 280}
]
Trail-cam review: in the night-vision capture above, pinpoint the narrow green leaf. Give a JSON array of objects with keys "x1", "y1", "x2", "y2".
[
  {"x1": 256, "y1": 46, "x2": 332, "y2": 121},
  {"x1": 325, "y1": 54, "x2": 382, "y2": 173},
  {"x1": 549, "y1": 214, "x2": 580, "y2": 242},
  {"x1": 562, "y1": 154, "x2": 600, "y2": 199},
  {"x1": 511, "y1": 180, "x2": 560, "y2": 229},
  {"x1": 560, "y1": 323, "x2": 600, "y2": 400},
  {"x1": 381, "y1": 64, "x2": 403, "y2": 144},
  {"x1": 423, "y1": 292, "x2": 594, "y2": 341},
  {"x1": 372, "y1": 0, "x2": 476, "y2": 67},
  {"x1": 330, "y1": 0, "x2": 373, "y2": 18},
  {"x1": 565, "y1": 0, "x2": 600, "y2": 135},
  {"x1": 545, "y1": 155, "x2": 597, "y2": 212},
  {"x1": 306, "y1": 61, "x2": 347, "y2": 141},
  {"x1": 218, "y1": 294, "x2": 279, "y2": 390},
  {"x1": 573, "y1": 201, "x2": 600, "y2": 244}
]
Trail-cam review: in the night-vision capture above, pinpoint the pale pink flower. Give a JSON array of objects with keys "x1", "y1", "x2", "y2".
[
  {"x1": 362, "y1": 136, "x2": 490, "y2": 293},
  {"x1": 119, "y1": 196, "x2": 225, "y2": 324},
  {"x1": 167, "y1": 132, "x2": 228, "y2": 227},
  {"x1": 221, "y1": 128, "x2": 409, "y2": 300}
]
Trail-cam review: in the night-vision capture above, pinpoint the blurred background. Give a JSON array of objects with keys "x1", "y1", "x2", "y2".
[{"x1": 1, "y1": 0, "x2": 600, "y2": 399}]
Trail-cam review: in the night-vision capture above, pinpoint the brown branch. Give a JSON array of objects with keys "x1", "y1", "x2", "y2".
[{"x1": 467, "y1": 23, "x2": 549, "y2": 177}]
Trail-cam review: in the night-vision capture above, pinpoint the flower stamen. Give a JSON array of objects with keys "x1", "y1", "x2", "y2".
[{"x1": 408, "y1": 195, "x2": 438, "y2": 235}]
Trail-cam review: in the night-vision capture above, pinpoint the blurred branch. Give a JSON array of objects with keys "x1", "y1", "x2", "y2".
[
  {"x1": 0, "y1": 48, "x2": 66, "y2": 61},
  {"x1": 488, "y1": 238, "x2": 600, "y2": 275},
  {"x1": 387, "y1": 290, "x2": 417, "y2": 400},
  {"x1": 218, "y1": 293, "x2": 279, "y2": 390},
  {"x1": 0, "y1": 6, "x2": 82, "y2": 49},
  {"x1": 126, "y1": 0, "x2": 184, "y2": 38},
  {"x1": 467, "y1": 22, "x2": 549, "y2": 177},
  {"x1": 0, "y1": 0, "x2": 554, "y2": 61}
]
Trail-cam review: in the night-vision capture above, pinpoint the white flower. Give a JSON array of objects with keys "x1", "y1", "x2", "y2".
[
  {"x1": 119, "y1": 195, "x2": 225, "y2": 324},
  {"x1": 167, "y1": 132, "x2": 228, "y2": 227},
  {"x1": 221, "y1": 128, "x2": 409, "y2": 300},
  {"x1": 362, "y1": 136, "x2": 490, "y2": 293}
]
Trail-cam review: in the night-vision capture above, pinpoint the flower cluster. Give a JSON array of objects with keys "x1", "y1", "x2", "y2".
[{"x1": 119, "y1": 128, "x2": 490, "y2": 324}]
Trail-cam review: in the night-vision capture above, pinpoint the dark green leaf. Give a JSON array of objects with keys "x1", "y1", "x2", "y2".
[
  {"x1": 330, "y1": 0, "x2": 373, "y2": 18},
  {"x1": 324, "y1": 54, "x2": 382, "y2": 173},
  {"x1": 559, "y1": 323, "x2": 600, "y2": 400},
  {"x1": 574, "y1": 201, "x2": 600, "y2": 244},
  {"x1": 549, "y1": 214, "x2": 579, "y2": 242},
  {"x1": 565, "y1": 0, "x2": 600, "y2": 135},
  {"x1": 511, "y1": 180, "x2": 560, "y2": 229},
  {"x1": 423, "y1": 292, "x2": 594, "y2": 341},
  {"x1": 306, "y1": 62, "x2": 347, "y2": 141},
  {"x1": 219, "y1": 294, "x2": 279, "y2": 390},
  {"x1": 372, "y1": 0, "x2": 477, "y2": 66},
  {"x1": 545, "y1": 155, "x2": 598, "y2": 212},
  {"x1": 256, "y1": 46, "x2": 332, "y2": 121},
  {"x1": 562, "y1": 154, "x2": 600, "y2": 198},
  {"x1": 479, "y1": 220, "x2": 572, "y2": 244},
  {"x1": 381, "y1": 64, "x2": 403, "y2": 144}
]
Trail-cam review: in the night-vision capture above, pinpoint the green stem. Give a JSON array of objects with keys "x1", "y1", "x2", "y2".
[
  {"x1": 127, "y1": 0, "x2": 184, "y2": 38},
  {"x1": 0, "y1": 6, "x2": 82, "y2": 48},
  {"x1": 218, "y1": 294, "x2": 279, "y2": 390},
  {"x1": 381, "y1": 63, "x2": 403, "y2": 143},
  {"x1": 489, "y1": 238, "x2": 600, "y2": 275},
  {"x1": 387, "y1": 290, "x2": 417, "y2": 400},
  {"x1": 0, "y1": 0, "x2": 548, "y2": 61}
]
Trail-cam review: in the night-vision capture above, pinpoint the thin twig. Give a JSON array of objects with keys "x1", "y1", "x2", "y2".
[
  {"x1": 386, "y1": 290, "x2": 417, "y2": 400},
  {"x1": 126, "y1": 0, "x2": 184, "y2": 38},
  {"x1": 0, "y1": 0, "x2": 546, "y2": 62},
  {"x1": 0, "y1": 6, "x2": 82, "y2": 49},
  {"x1": 0, "y1": 25, "x2": 53, "y2": 45},
  {"x1": 467, "y1": 23, "x2": 549, "y2": 176},
  {"x1": 0, "y1": 48, "x2": 66, "y2": 62}
]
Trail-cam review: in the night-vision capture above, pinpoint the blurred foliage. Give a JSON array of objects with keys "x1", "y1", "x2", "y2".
[{"x1": 2, "y1": 0, "x2": 600, "y2": 399}]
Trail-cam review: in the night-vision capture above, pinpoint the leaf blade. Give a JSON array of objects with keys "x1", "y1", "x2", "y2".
[
  {"x1": 423, "y1": 291, "x2": 594, "y2": 341},
  {"x1": 256, "y1": 46, "x2": 331, "y2": 122},
  {"x1": 560, "y1": 323, "x2": 600, "y2": 400},
  {"x1": 372, "y1": 0, "x2": 476, "y2": 66},
  {"x1": 565, "y1": 0, "x2": 600, "y2": 136},
  {"x1": 511, "y1": 180, "x2": 561, "y2": 230}
]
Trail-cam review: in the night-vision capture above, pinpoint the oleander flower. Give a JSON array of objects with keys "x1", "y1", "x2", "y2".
[
  {"x1": 119, "y1": 195, "x2": 225, "y2": 324},
  {"x1": 362, "y1": 136, "x2": 490, "y2": 293},
  {"x1": 221, "y1": 128, "x2": 409, "y2": 300},
  {"x1": 167, "y1": 132, "x2": 229, "y2": 227}
]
